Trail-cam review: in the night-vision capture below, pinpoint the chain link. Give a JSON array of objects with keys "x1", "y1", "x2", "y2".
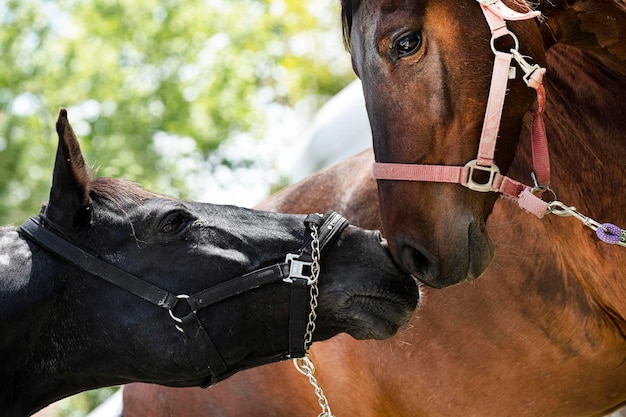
[
  {"x1": 303, "y1": 224, "x2": 321, "y2": 351},
  {"x1": 293, "y1": 356, "x2": 334, "y2": 417},
  {"x1": 293, "y1": 223, "x2": 336, "y2": 417}
]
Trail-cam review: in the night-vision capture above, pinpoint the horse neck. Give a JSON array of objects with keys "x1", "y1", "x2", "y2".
[
  {"x1": 537, "y1": 0, "x2": 626, "y2": 77},
  {"x1": 0, "y1": 229, "x2": 97, "y2": 417},
  {"x1": 505, "y1": 43, "x2": 626, "y2": 328},
  {"x1": 514, "y1": 44, "x2": 626, "y2": 218}
]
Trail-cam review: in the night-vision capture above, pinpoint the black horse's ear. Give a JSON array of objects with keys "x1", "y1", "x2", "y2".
[{"x1": 43, "y1": 109, "x2": 93, "y2": 234}]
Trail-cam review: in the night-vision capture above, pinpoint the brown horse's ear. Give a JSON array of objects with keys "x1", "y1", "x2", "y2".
[{"x1": 43, "y1": 109, "x2": 93, "y2": 234}]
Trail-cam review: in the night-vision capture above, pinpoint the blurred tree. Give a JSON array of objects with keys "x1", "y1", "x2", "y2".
[
  {"x1": 1, "y1": 0, "x2": 354, "y2": 415},
  {"x1": 0, "y1": 0, "x2": 354, "y2": 225}
]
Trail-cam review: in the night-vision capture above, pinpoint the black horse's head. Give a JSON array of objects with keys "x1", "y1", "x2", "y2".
[{"x1": 21, "y1": 110, "x2": 418, "y2": 396}]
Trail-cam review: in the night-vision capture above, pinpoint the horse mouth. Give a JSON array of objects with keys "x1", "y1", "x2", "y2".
[{"x1": 339, "y1": 287, "x2": 420, "y2": 340}]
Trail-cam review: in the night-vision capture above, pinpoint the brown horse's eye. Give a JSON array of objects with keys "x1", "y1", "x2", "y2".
[{"x1": 392, "y1": 31, "x2": 422, "y2": 59}]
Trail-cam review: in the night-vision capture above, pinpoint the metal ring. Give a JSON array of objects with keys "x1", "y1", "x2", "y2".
[
  {"x1": 490, "y1": 30, "x2": 520, "y2": 54},
  {"x1": 531, "y1": 186, "x2": 557, "y2": 202},
  {"x1": 168, "y1": 294, "x2": 190, "y2": 325}
]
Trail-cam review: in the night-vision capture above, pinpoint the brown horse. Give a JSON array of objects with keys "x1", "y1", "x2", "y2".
[{"x1": 124, "y1": 0, "x2": 626, "y2": 415}]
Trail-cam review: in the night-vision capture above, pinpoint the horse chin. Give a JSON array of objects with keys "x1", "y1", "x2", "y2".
[
  {"x1": 343, "y1": 309, "x2": 411, "y2": 340},
  {"x1": 328, "y1": 288, "x2": 420, "y2": 340}
]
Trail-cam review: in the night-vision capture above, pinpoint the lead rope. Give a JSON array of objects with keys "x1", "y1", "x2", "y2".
[{"x1": 292, "y1": 223, "x2": 336, "y2": 417}]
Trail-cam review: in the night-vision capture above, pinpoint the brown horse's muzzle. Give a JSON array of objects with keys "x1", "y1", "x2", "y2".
[{"x1": 379, "y1": 183, "x2": 496, "y2": 288}]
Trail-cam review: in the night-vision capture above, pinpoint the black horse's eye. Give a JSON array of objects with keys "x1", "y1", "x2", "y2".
[
  {"x1": 392, "y1": 31, "x2": 422, "y2": 59},
  {"x1": 159, "y1": 212, "x2": 190, "y2": 235}
]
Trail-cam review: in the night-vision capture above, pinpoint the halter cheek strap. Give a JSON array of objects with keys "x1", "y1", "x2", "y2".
[{"x1": 372, "y1": 0, "x2": 550, "y2": 218}]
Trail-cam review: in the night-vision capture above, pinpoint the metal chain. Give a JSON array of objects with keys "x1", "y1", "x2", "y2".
[
  {"x1": 294, "y1": 356, "x2": 334, "y2": 417},
  {"x1": 293, "y1": 223, "x2": 336, "y2": 417},
  {"x1": 304, "y1": 223, "x2": 321, "y2": 351}
]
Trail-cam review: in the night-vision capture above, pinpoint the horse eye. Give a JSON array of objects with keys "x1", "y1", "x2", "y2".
[
  {"x1": 393, "y1": 31, "x2": 422, "y2": 59},
  {"x1": 159, "y1": 212, "x2": 190, "y2": 235}
]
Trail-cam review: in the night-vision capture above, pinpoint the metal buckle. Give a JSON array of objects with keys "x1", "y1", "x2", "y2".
[
  {"x1": 463, "y1": 160, "x2": 500, "y2": 192},
  {"x1": 283, "y1": 253, "x2": 315, "y2": 285}
]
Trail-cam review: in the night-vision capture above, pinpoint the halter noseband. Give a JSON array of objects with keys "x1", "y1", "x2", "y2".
[
  {"x1": 372, "y1": 0, "x2": 550, "y2": 218},
  {"x1": 18, "y1": 210, "x2": 349, "y2": 388}
]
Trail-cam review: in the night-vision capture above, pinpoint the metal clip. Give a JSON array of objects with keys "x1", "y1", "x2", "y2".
[
  {"x1": 510, "y1": 49, "x2": 543, "y2": 86},
  {"x1": 546, "y1": 201, "x2": 606, "y2": 232},
  {"x1": 463, "y1": 160, "x2": 500, "y2": 193},
  {"x1": 283, "y1": 254, "x2": 316, "y2": 285}
]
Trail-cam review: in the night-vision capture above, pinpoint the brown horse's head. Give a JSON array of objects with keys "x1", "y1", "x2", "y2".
[{"x1": 342, "y1": 0, "x2": 546, "y2": 287}]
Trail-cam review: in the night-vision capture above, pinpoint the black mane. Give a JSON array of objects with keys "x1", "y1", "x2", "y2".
[{"x1": 90, "y1": 177, "x2": 163, "y2": 205}]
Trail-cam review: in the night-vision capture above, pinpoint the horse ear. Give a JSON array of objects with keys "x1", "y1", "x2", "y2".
[{"x1": 43, "y1": 109, "x2": 93, "y2": 234}]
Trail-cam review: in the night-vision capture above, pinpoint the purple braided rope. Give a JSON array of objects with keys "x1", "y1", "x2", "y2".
[{"x1": 596, "y1": 223, "x2": 626, "y2": 246}]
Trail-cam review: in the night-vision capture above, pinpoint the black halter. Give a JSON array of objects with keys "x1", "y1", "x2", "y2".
[{"x1": 18, "y1": 210, "x2": 349, "y2": 387}]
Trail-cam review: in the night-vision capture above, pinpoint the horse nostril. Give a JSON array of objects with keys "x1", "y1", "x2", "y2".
[
  {"x1": 375, "y1": 231, "x2": 391, "y2": 252},
  {"x1": 399, "y1": 244, "x2": 440, "y2": 288}
]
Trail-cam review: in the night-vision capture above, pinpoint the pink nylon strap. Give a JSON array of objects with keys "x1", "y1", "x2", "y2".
[
  {"x1": 372, "y1": 163, "x2": 469, "y2": 184},
  {"x1": 492, "y1": 175, "x2": 548, "y2": 218},
  {"x1": 479, "y1": 1, "x2": 540, "y2": 39},
  {"x1": 476, "y1": 0, "x2": 539, "y2": 167},
  {"x1": 480, "y1": 1, "x2": 541, "y2": 23},
  {"x1": 479, "y1": 3, "x2": 509, "y2": 38},
  {"x1": 372, "y1": 162, "x2": 548, "y2": 218},
  {"x1": 476, "y1": 51, "x2": 513, "y2": 167},
  {"x1": 529, "y1": 82, "x2": 550, "y2": 187}
]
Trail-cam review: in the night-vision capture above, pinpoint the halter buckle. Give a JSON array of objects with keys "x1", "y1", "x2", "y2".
[
  {"x1": 283, "y1": 253, "x2": 316, "y2": 285},
  {"x1": 463, "y1": 160, "x2": 500, "y2": 192}
]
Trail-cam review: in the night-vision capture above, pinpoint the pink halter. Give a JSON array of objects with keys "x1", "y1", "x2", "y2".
[{"x1": 372, "y1": 0, "x2": 550, "y2": 218}]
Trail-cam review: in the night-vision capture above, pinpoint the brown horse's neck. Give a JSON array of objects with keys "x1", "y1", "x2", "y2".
[
  {"x1": 504, "y1": 42, "x2": 626, "y2": 336},
  {"x1": 511, "y1": 44, "x2": 626, "y2": 220}
]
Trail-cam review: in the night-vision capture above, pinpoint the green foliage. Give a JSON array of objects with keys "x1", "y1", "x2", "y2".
[
  {"x1": 2, "y1": 0, "x2": 354, "y2": 415},
  {"x1": 56, "y1": 387, "x2": 119, "y2": 417},
  {"x1": 0, "y1": 0, "x2": 354, "y2": 226}
]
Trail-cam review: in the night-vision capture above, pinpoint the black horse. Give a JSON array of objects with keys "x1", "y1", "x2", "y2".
[{"x1": 0, "y1": 110, "x2": 419, "y2": 417}]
